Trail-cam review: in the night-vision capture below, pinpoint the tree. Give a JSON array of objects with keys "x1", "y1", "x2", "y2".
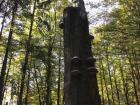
[
  {"x1": 62, "y1": 6, "x2": 101, "y2": 105},
  {"x1": 0, "y1": 1, "x2": 18, "y2": 104},
  {"x1": 17, "y1": 0, "x2": 36, "y2": 104}
]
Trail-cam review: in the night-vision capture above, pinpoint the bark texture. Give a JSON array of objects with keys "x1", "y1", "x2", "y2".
[
  {"x1": 0, "y1": 2, "x2": 17, "y2": 105},
  {"x1": 63, "y1": 7, "x2": 101, "y2": 105}
]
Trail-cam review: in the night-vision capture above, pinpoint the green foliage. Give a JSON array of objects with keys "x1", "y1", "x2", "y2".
[
  {"x1": 0, "y1": 0, "x2": 139, "y2": 105},
  {"x1": 93, "y1": 0, "x2": 140, "y2": 104}
]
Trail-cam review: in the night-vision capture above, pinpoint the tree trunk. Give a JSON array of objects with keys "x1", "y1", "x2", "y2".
[
  {"x1": 0, "y1": 0, "x2": 5, "y2": 12},
  {"x1": 127, "y1": 56, "x2": 139, "y2": 105},
  {"x1": 0, "y1": 2, "x2": 17, "y2": 105},
  {"x1": 57, "y1": 36, "x2": 62, "y2": 105},
  {"x1": 105, "y1": 53, "x2": 115, "y2": 105},
  {"x1": 33, "y1": 61, "x2": 42, "y2": 105},
  {"x1": 45, "y1": 36, "x2": 55, "y2": 105},
  {"x1": 24, "y1": 70, "x2": 30, "y2": 105},
  {"x1": 131, "y1": 48, "x2": 140, "y2": 85},
  {"x1": 0, "y1": 0, "x2": 9, "y2": 39},
  {"x1": 112, "y1": 65, "x2": 121, "y2": 105},
  {"x1": 34, "y1": 63, "x2": 44, "y2": 105},
  {"x1": 63, "y1": 7, "x2": 100, "y2": 105},
  {"x1": 17, "y1": 0, "x2": 36, "y2": 104},
  {"x1": 2, "y1": 53, "x2": 13, "y2": 103},
  {"x1": 98, "y1": 65, "x2": 105, "y2": 105},
  {"x1": 119, "y1": 63, "x2": 130, "y2": 105},
  {"x1": 10, "y1": 80, "x2": 14, "y2": 105},
  {"x1": 100, "y1": 60, "x2": 111, "y2": 105}
]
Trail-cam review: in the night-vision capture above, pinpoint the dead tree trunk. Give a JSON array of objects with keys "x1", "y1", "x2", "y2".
[{"x1": 62, "y1": 7, "x2": 101, "y2": 105}]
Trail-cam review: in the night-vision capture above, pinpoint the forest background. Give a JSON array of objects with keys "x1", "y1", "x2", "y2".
[{"x1": 0, "y1": 0, "x2": 139, "y2": 105}]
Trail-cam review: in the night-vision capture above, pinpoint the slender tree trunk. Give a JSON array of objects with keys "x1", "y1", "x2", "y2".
[
  {"x1": 119, "y1": 62, "x2": 130, "y2": 105},
  {"x1": 33, "y1": 62, "x2": 42, "y2": 105},
  {"x1": 4, "y1": 53, "x2": 13, "y2": 86},
  {"x1": 25, "y1": 70, "x2": 30, "y2": 105},
  {"x1": 0, "y1": 0, "x2": 9, "y2": 39},
  {"x1": 127, "y1": 56, "x2": 139, "y2": 105},
  {"x1": 123, "y1": 48, "x2": 139, "y2": 105},
  {"x1": 34, "y1": 64, "x2": 44, "y2": 104},
  {"x1": 129, "y1": 67, "x2": 139, "y2": 105},
  {"x1": 112, "y1": 66, "x2": 121, "y2": 105},
  {"x1": 57, "y1": 36, "x2": 62, "y2": 105},
  {"x1": 17, "y1": 0, "x2": 36, "y2": 104},
  {"x1": 45, "y1": 37, "x2": 55, "y2": 105},
  {"x1": 100, "y1": 60, "x2": 111, "y2": 105},
  {"x1": 105, "y1": 53, "x2": 115, "y2": 105},
  {"x1": 10, "y1": 80, "x2": 14, "y2": 105},
  {"x1": 45, "y1": 53, "x2": 52, "y2": 105},
  {"x1": 98, "y1": 65, "x2": 105, "y2": 105},
  {"x1": 16, "y1": 80, "x2": 20, "y2": 105},
  {"x1": 2, "y1": 53, "x2": 13, "y2": 102},
  {"x1": 131, "y1": 48, "x2": 140, "y2": 85},
  {"x1": 0, "y1": 0, "x2": 5, "y2": 11},
  {"x1": 0, "y1": 2, "x2": 17, "y2": 105},
  {"x1": 35, "y1": 71, "x2": 42, "y2": 105}
]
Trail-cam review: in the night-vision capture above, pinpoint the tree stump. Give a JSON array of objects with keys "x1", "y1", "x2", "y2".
[{"x1": 62, "y1": 7, "x2": 101, "y2": 105}]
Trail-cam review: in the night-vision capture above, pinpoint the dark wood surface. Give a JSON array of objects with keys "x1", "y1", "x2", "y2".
[{"x1": 63, "y1": 7, "x2": 101, "y2": 105}]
